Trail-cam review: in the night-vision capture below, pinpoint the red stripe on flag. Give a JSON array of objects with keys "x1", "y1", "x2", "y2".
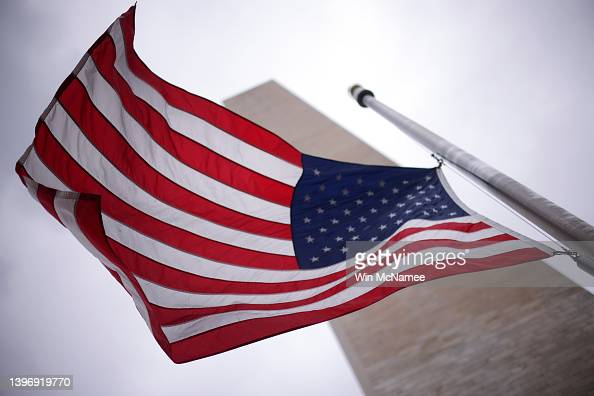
[
  {"x1": 389, "y1": 220, "x2": 492, "y2": 242},
  {"x1": 109, "y1": 238, "x2": 351, "y2": 293},
  {"x1": 103, "y1": 265, "x2": 124, "y2": 286},
  {"x1": 117, "y1": 7, "x2": 302, "y2": 168},
  {"x1": 380, "y1": 247, "x2": 550, "y2": 288},
  {"x1": 36, "y1": 185, "x2": 62, "y2": 224},
  {"x1": 15, "y1": 161, "x2": 29, "y2": 187}
]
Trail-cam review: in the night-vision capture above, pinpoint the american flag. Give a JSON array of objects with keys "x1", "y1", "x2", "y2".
[{"x1": 16, "y1": 6, "x2": 551, "y2": 363}]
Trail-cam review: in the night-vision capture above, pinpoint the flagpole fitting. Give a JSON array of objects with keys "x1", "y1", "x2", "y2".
[
  {"x1": 431, "y1": 153, "x2": 445, "y2": 168},
  {"x1": 551, "y1": 250, "x2": 579, "y2": 259},
  {"x1": 349, "y1": 84, "x2": 375, "y2": 108},
  {"x1": 552, "y1": 249, "x2": 594, "y2": 275}
]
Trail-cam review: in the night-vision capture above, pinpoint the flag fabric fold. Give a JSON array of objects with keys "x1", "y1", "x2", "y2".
[{"x1": 16, "y1": 6, "x2": 552, "y2": 363}]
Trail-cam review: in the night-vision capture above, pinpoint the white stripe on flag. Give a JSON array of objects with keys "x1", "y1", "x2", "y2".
[
  {"x1": 108, "y1": 22, "x2": 303, "y2": 187},
  {"x1": 22, "y1": 146, "x2": 71, "y2": 191},
  {"x1": 136, "y1": 275, "x2": 347, "y2": 309},
  {"x1": 24, "y1": 178, "x2": 39, "y2": 201}
]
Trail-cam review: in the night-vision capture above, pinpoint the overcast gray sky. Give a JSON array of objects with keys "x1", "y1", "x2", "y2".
[{"x1": 1, "y1": 1, "x2": 594, "y2": 395}]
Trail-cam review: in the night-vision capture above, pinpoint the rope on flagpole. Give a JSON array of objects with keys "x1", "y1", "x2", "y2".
[
  {"x1": 435, "y1": 153, "x2": 571, "y2": 254},
  {"x1": 402, "y1": 129, "x2": 579, "y2": 259},
  {"x1": 354, "y1": 97, "x2": 576, "y2": 254},
  {"x1": 430, "y1": 153, "x2": 444, "y2": 168}
]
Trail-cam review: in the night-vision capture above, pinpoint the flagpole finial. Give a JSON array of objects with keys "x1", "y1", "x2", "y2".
[{"x1": 349, "y1": 84, "x2": 374, "y2": 108}]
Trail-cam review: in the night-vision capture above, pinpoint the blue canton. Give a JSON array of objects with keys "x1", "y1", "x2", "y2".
[{"x1": 291, "y1": 155, "x2": 468, "y2": 269}]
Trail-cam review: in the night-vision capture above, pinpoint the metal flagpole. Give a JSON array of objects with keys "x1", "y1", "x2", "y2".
[{"x1": 349, "y1": 84, "x2": 594, "y2": 276}]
